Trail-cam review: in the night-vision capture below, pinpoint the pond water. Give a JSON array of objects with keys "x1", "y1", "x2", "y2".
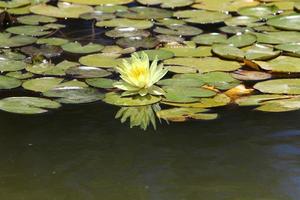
[{"x1": 1, "y1": 105, "x2": 300, "y2": 200}]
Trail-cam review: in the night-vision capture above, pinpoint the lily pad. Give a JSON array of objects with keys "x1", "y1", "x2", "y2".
[
  {"x1": 22, "y1": 77, "x2": 64, "y2": 92},
  {"x1": 17, "y1": 15, "x2": 57, "y2": 25},
  {"x1": 105, "y1": 27, "x2": 150, "y2": 38},
  {"x1": 231, "y1": 70, "x2": 272, "y2": 81},
  {"x1": 37, "y1": 37, "x2": 69, "y2": 46},
  {"x1": 0, "y1": 97, "x2": 61, "y2": 114},
  {"x1": 66, "y1": 66, "x2": 112, "y2": 78},
  {"x1": 153, "y1": 24, "x2": 203, "y2": 36},
  {"x1": 0, "y1": 59, "x2": 27, "y2": 72},
  {"x1": 254, "y1": 79, "x2": 300, "y2": 94},
  {"x1": 192, "y1": 33, "x2": 227, "y2": 46},
  {"x1": 164, "y1": 57, "x2": 241, "y2": 73},
  {"x1": 238, "y1": 5, "x2": 279, "y2": 18},
  {"x1": 63, "y1": 0, "x2": 133, "y2": 5},
  {"x1": 0, "y1": 75, "x2": 22, "y2": 89},
  {"x1": 116, "y1": 37, "x2": 159, "y2": 48},
  {"x1": 267, "y1": 14, "x2": 300, "y2": 31},
  {"x1": 103, "y1": 92, "x2": 161, "y2": 106},
  {"x1": 136, "y1": 50, "x2": 174, "y2": 61},
  {"x1": 62, "y1": 42, "x2": 104, "y2": 54},
  {"x1": 137, "y1": 0, "x2": 194, "y2": 8},
  {"x1": 255, "y1": 56, "x2": 300, "y2": 73},
  {"x1": 79, "y1": 54, "x2": 121, "y2": 68},
  {"x1": 85, "y1": 78, "x2": 115, "y2": 89},
  {"x1": 192, "y1": 0, "x2": 259, "y2": 12},
  {"x1": 174, "y1": 10, "x2": 231, "y2": 24},
  {"x1": 6, "y1": 25, "x2": 52, "y2": 36},
  {"x1": 0, "y1": 32, "x2": 36, "y2": 48},
  {"x1": 96, "y1": 18, "x2": 153, "y2": 29},
  {"x1": 160, "y1": 46, "x2": 212, "y2": 57},
  {"x1": 30, "y1": 2, "x2": 94, "y2": 19},
  {"x1": 116, "y1": 6, "x2": 172, "y2": 19},
  {"x1": 43, "y1": 87, "x2": 104, "y2": 104},
  {"x1": 255, "y1": 31, "x2": 300, "y2": 44}
]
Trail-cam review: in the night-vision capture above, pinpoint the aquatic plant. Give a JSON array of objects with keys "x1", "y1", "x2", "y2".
[{"x1": 113, "y1": 52, "x2": 168, "y2": 97}]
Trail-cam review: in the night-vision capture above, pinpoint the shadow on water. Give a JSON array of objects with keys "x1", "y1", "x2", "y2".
[{"x1": 0, "y1": 103, "x2": 299, "y2": 200}]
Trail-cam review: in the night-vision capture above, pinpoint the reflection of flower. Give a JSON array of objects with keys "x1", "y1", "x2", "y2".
[
  {"x1": 113, "y1": 52, "x2": 168, "y2": 97},
  {"x1": 115, "y1": 104, "x2": 161, "y2": 130}
]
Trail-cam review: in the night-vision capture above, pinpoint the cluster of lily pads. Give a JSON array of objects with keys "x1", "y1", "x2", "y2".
[{"x1": 2, "y1": 0, "x2": 300, "y2": 130}]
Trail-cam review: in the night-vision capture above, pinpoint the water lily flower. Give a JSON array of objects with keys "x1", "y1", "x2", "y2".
[{"x1": 113, "y1": 52, "x2": 168, "y2": 97}]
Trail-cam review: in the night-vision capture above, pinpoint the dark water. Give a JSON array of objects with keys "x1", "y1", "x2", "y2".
[{"x1": 0, "y1": 104, "x2": 300, "y2": 200}]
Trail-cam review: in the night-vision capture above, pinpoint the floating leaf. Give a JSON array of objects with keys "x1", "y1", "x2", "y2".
[
  {"x1": 0, "y1": 32, "x2": 36, "y2": 48},
  {"x1": 164, "y1": 57, "x2": 241, "y2": 73},
  {"x1": 6, "y1": 25, "x2": 52, "y2": 36},
  {"x1": 66, "y1": 66, "x2": 112, "y2": 78},
  {"x1": 30, "y1": 2, "x2": 94, "y2": 18},
  {"x1": 267, "y1": 14, "x2": 300, "y2": 31},
  {"x1": 174, "y1": 10, "x2": 231, "y2": 24},
  {"x1": 62, "y1": 42, "x2": 104, "y2": 54},
  {"x1": 22, "y1": 77, "x2": 64, "y2": 92},
  {"x1": 0, "y1": 75, "x2": 22, "y2": 89},
  {"x1": 63, "y1": 0, "x2": 133, "y2": 5},
  {"x1": 255, "y1": 56, "x2": 300, "y2": 73},
  {"x1": 86, "y1": 78, "x2": 115, "y2": 89},
  {"x1": 79, "y1": 54, "x2": 121, "y2": 68},
  {"x1": 0, "y1": 97, "x2": 61, "y2": 114},
  {"x1": 96, "y1": 18, "x2": 153, "y2": 29},
  {"x1": 192, "y1": 33, "x2": 227, "y2": 46},
  {"x1": 17, "y1": 15, "x2": 57, "y2": 25},
  {"x1": 254, "y1": 79, "x2": 300, "y2": 94},
  {"x1": 43, "y1": 87, "x2": 104, "y2": 104}
]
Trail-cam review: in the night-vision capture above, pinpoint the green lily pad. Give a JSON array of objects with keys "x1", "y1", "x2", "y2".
[
  {"x1": 37, "y1": 37, "x2": 69, "y2": 46},
  {"x1": 79, "y1": 54, "x2": 121, "y2": 68},
  {"x1": 255, "y1": 56, "x2": 300, "y2": 73},
  {"x1": 103, "y1": 92, "x2": 161, "y2": 106},
  {"x1": 191, "y1": 0, "x2": 259, "y2": 12},
  {"x1": 96, "y1": 18, "x2": 153, "y2": 29},
  {"x1": 6, "y1": 71, "x2": 33, "y2": 80},
  {"x1": 255, "y1": 31, "x2": 300, "y2": 44},
  {"x1": 63, "y1": 0, "x2": 133, "y2": 5},
  {"x1": 238, "y1": 5, "x2": 279, "y2": 18},
  {"x1": 174, "y1": 10, "x2": 231, "y2": 24},
  {"x1": 244, "y1": 44, "x2": 281, "y2": 60},
  {"x1": 254, "y1": 79, "x2": 300, "y2": 94},
  {"x1": 95, "y1": 5, "x2": 128, "y2": 13},
  {"x1": 163, "y1": 86, "x2": 216, "y2": 103},
  {"x1": 85, "y1": 78, "x2": 115, "y2": 89},
  {"x1": 192, "y1": 33, "x2": 227, "y2": 46},
  {"x1": 22, "y1": 77, "x2": 64, "y2": 92},
  {"x1": 116, "y1": 6, "x2": 172, "y2": 19},
  {"x1": 105, "y1": 27, "x2": 150, "y2": 38},
  {"x1": 267, "y1": 14, "x2": 300, "y2": 31},
  {"x1": 175, "y1": 72, "x2": 240, "y2": 90},
  {"x1": 219, "y1": 26, "x2": 252, "y2": 34},
  {"x1": 153, "y1": 24, "x2": 203, "y2": 36},
  {"x1": 137, "y1": 0, "x2": 194, "y2": 8},
  {"x1": 62, "y1": 42, "x2": 104, "y2": 54},
  {"x1": 6, "y1": 25, "x2": 52, "y2": 36},
  {"x1": 0, "y1": 75, "x2": 22, "y2": 89},
  {"x1": 0, "y1": 59, "x2": 27, "y2": 72},
  {"x1": 0, "y1": 32, "x2": 36, "y2": 48},
  {"x1": 0, "y1": 0, "x2": 30, "y2": 8},
  {"x1": 136, "y1": 50, "x2": 174, "y2": 61},
  {"x1": 160, "y1": 46, "x2": 212, "y2": 57},
  {"x1": 43, "y1": 87, "x2": 104, "y2": 104},
  {"x1": 275, "y1": 43, "x2": 300, "y2": 57},
  {"x1": 17, "y1": 15, "x2": 57, "y2": 25},
  {"x1": 30, "y1": 2, "x2": 94, "y2": 18},
  {"x1": 0, "y1": 97, "x2": 61, "y2": 114},
  {"x1": 212, "y1": 44, "x2": 245, "y2": 61},
  {"x1": 66, "y1": 66, "x2": 112, "y2": 78},
  {"x1": 236, "y1": 94, "x2": 292, "y2": 106},
  {"x1": 116, "y1": 37, "x2": 159, "y2": 48},
  {"x1": 164, "y1": 57, "x2": 241, "y2": 73},
  {"x1": 157, "y1": 78, "x2": 204, "y2": 87},
  {"x1": 157, "y1": 107, "x2": 218, "y2": 122},
  {"x1": 224, "y1": 16, "x2": 259, "y2": 26},
  {"x1": 227, "y1": 33, "x2": 257, "y2": 48},
  {"x1": 256, "y1": 97, "x2": 300, "y2": 112}
]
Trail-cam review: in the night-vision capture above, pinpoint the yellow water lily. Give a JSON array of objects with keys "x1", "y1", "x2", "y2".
[{"x1": 113, "y1": 52, "x2": 168, "y2": 97}]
